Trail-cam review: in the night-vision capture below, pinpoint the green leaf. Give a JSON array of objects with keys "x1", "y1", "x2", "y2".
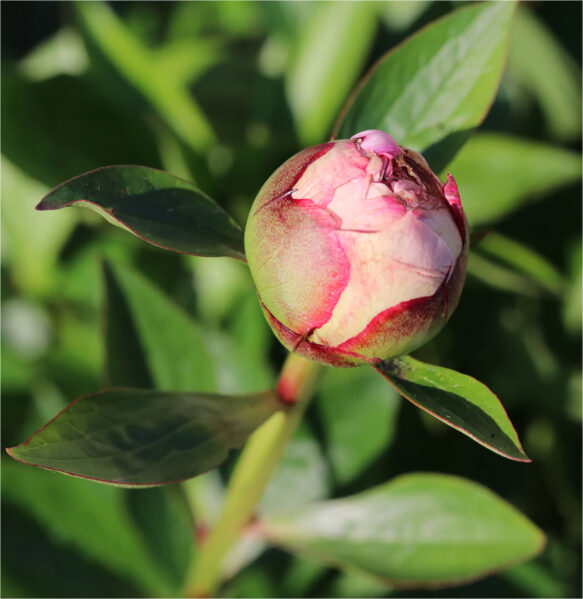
[
  {"x1": 563, "y1": 241, "x2": 582, "y2": 335},
  {"x1": 285, "y1": 2, "x2": 376, "y2": 144},
  {"x1": 445, "y1": 133, "x2": 582, "y2": 226},
  {"x1": 506, "y1": 6, "x2": 582, "y2": 142},
  {"x1": 375, "y1": 355, "x2": 529, "y2": 462},
  {"x1": 262, "y1": 473, "x2": 545, "y2": 587},
  {"x1": 36, "y1": 165, "x2": 245, "y2": 260},
  {"x1": 2, "y1": 458, "x2": 177, "y2": 596},
  {"x1": 379, "y1": 1, "x2": 431, "y2": 32},
  {"x1": 103, "y1": 260, "x2": 216, "y2": 392},
  {"x1": 334, "y1": 1, "x2": 515, "y2": 167},
  {"x1": 469, "y1": 232, "x2": 568, "y2": 299},
  {"x1": 260, "y1": 422, "x2": 331, "y2": 515},
  {"x1": 1, "y1": 72, "x2": 160, "y2": 188},
  {"x1": 2, "y1": 157, "x2": 76, "y2": 297},
  {"x1": 126, "y1": 486, "x2": 194, "y2": 590},
  {"x1": 467, "y1": 252, "x2": 551, "y2": 299},
  {"x1": 7, "y1": 388, "x2": 284, "y2": 486},
  {"x1": 317, "y1": 366, "x2": 400, "y2": 486},
  {"x1": 75, "y1": 1, "x2": 216, "y2": 155}
]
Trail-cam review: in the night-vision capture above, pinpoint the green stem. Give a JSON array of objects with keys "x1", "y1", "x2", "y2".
[{"x1": 184, "y1": 352, "x2": 322, "y2": 598}]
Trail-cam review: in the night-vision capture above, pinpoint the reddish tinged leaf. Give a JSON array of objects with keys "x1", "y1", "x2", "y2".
[
  {"x1": 376, "y1": 355, "x2": 529, "y2": 462},
  {"x1": 36, "y1": 165, "x2": 246, "y2": 261},
  {"x1": 7, "y1": 388, "x2": 285, "y2": 487}
]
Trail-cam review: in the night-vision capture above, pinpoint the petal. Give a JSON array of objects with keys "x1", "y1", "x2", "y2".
[
  {"x1": 311, "y1": 213, "x2": 453, "y2": 346},
  {"x1": 292, "y1": 141, "x2": 368, "y2": 207},
  {"x1": 245, "y1": 195, "x2": 350, "y2": 335}
]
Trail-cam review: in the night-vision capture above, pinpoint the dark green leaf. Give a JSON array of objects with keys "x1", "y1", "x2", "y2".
[
  {"x1": 36, "y1": 165, "x2": 245, "y2": 260},
  {"x1": 2, "y1": 458, "x2": 173, "y2": 596},
  {"x1": 376, "y1": 356, "x2": 529, "y2": 462},
  {"x1": 1, "y1": 73, "x2": 160, "y2": 188},
  {"x1": 263, "y1": 473, "x2": 545, "y2": 587},
  {"x1": 334, "y1": 2, "x2": 515, "y2": 163},
  {"x1": 126, "y1": 486, "x2": 194, "y2": 590},
  {"x1": 7, "y1": 388, "x2": 284, "y2": 486},
  {"x1": 317, "y1": 366, "x2": 400, "y2": 486},
  {"x1": 103, "y1": 260, "x2": 216, "y2": 391}
]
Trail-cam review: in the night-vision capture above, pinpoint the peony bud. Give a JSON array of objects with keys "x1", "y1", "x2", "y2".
[{"x1": 245, "y1": 130, "x2": 469, "y2": 367}]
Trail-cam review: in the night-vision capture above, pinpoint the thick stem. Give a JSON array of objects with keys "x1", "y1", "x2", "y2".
[{"x1": 184, "y1": 352, "x2": 322, "y2": 597}]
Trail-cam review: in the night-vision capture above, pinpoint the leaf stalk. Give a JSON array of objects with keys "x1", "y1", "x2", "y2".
[{"x1": 184, "y1": 352, "x2": 322, "y2": 597}]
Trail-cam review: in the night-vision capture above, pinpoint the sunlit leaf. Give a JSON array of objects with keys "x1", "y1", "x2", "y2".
[
  {"x1": 18, "y1": 27, "x2": 88, "y2": 81},
  {"x1": 7, "y1": 388, "x2": 284, "y2": 486},
  {"x1": 507, "y1": 6, "x2": 582, "y2": 142},
  {"x1": 263, "y1": 473, "x2": 545, "y2": 586},
  {"x1": 286, "y1": 1, "x2": 376, "y2": 144},
  {"x1": 2, "y1": 158, "x2": 76, "y2": 296},
  {"x1": 376, "y1": 355, "x2": 529, "y2": 462},
  {"x1": 335, "y1": 1, "x2": 515, "y2": 170},
  {"x1": 75, "y1": 1, "x2": 215, "y2": 154},
  {"x1": 37, "y1": 165, "x2": 245, "y2": 260},
  {"x1": 446, "y1": 133, "x2": 582, "y2": 226}
]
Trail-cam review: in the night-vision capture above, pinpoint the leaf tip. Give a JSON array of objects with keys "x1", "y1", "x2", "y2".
[
  {"x1": 5, "y1": 445, "x2": 24, "y2": 462},
  {"x1": 35, "y1": 197, "x2": 51, "y2": 211}
]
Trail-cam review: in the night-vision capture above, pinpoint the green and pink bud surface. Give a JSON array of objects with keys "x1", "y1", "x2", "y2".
[{"x1": 245, "y1": 130, "x2": 469, "y2": 367}]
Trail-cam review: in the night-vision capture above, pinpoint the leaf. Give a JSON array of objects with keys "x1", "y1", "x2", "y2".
[
  {"x1": 285, "y1": 1, "x2": 376, "y2": 144},
  {"x1": 379, "y1": 1, "x2": 431, "y2": 32},
  {"x1": 126, "y1": 486, "x2": 194, "y2": 590},
  {"x1": 317, "y1": 366, "x2": 401, "y2": 486},
  {"x1": 467, "y1": 252, "x2": 551, "y2": 299},
  {"x1": 445, "y1": 133, "x2": 582, "y2": 226},
  {"x1": 75, "y1": 1, "x2": 216, "y2": 154},
  {"x1": 469, "y1": 232, "x2": 568, "y2": 299},
  {"x1": 375, "y1": 355, "x2": 529, "y2": 462},
  {"x1": 103, "y1": 260, "x2": 216, "y2": 392},
  {"x1": 2, "y1": 157, "x2": 76, "y2": 296},
  {"x1": 1, "y1": 72, "x2": 160, "y2": 188},
  {"x1": 334, "y1": 2, "x2": 515, "y2": 165},
  {"x1": 262, "y1": 473, "x2": 545, "y2": 587},
  {"x1": 7, "y1": 388, "x2": 284, "y2": 486},
  {"x1": 506, "y1": 6, "x2": 582, "y2": 142},
  {"x1": 563, "y1": 241, "x2": 582, "y2": 335},
  {"x1": 2, "y1": 458, "x2": 175, "y2": 596},
  {"x1": 18, "y1": 27, "x2": 88, "y2": 81},
  {"x1": 36, "y1": 165, "x2": 246, "y2": 260},
  {"x1": 259, "y1": 422, "x2": 331, "y2": 515}
]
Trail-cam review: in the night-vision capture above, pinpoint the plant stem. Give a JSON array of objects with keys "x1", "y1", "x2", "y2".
[{"x1": 184, "y1": 352, "x2": 322, "y2": 598}]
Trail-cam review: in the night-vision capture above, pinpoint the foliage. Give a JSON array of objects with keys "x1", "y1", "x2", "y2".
[{"x1": 2, "y1": 2, "x2": 581, "y2": 598}]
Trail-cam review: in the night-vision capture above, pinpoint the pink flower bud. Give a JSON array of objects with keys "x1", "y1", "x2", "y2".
[{"x1": 245, "y1": 130, "x2": 469, "y2": 367}]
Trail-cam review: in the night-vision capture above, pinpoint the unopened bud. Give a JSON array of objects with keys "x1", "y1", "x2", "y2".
[{"x1": 245, "y1": 130, "x2": 469, "y2": 367}]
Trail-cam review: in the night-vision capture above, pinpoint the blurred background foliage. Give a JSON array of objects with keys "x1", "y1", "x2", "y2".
[{"x1": 1, "y1": 1, "x2": 581, "y2": 597}]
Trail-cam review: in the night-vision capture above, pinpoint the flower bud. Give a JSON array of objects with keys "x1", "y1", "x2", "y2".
[{"x1": 245, "y1": 130, "x2": 469, "y2": 367}]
